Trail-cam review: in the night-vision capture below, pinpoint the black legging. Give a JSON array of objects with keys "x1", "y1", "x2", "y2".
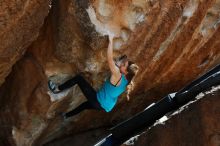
[{"x1": 58, "y1": 75, "x2": 103, "y2": 118}]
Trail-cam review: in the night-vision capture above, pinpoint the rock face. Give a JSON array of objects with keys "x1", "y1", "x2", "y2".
[
  {"x1": 0, "y1": 0, "x2": 220, "y2": 146},
  {"x1": 123, "y1": 86, "x2": 220, "y2": 146},
  {"x1": 0, "y1": 0, "x2": 51, "y2": 86}
]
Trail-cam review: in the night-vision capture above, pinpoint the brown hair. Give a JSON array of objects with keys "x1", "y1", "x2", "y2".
[{"x1": 126, "y1": 61, "x2": 139, "y2": 99}]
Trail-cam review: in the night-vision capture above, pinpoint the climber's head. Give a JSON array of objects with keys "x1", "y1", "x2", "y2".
[
  {"x1": 116, "y1": 55, "x2": 139, "y2": 81},
  {"x1": 116, "y1": 55, "x2": 139, "y2": 100},
  {"x1": 115, "y1": 55, "x2": 128, "y2": 74},
  {"x1": 120, "y1": 60, "x2": 129, "y2": 75}
]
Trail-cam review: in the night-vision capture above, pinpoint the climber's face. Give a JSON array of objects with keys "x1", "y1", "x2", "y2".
[{"x1": 120, "y1": 60, "x2": 129, "y2": 75}]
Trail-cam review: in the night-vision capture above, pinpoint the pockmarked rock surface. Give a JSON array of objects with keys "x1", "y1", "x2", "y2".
[
  {"x1": 0, "y1": 0, "x2": 51, "y2": 86},
  {"x1": 0, "y1": 0, "x2": 220, "y2": 146}
]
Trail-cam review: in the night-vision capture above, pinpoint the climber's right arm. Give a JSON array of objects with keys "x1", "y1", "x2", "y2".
[{"x1": 107, "y1": 36, "x2": 121, "y2": 80}]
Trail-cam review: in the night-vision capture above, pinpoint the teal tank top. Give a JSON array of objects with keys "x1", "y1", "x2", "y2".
[{"x1": 97, "y1": 74, "x2": 128, "y2": 112}]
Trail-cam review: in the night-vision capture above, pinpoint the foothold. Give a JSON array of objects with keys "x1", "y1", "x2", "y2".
[
  {"x1": 113, "y1": 37, "x2": 124, "y2": 50},
  {"x1": 120, "y1": 28, "x2": 131, "y2": 41}
]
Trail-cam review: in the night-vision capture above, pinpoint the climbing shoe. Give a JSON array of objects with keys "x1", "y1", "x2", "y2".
[
  {"x1": 48, "y1": 80, "x2": 61, "y2": 94},
  {"x1": 62, "y1": 113, "x2": 68, "y2": 120}
]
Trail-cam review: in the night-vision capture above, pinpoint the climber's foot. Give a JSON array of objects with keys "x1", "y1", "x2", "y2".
[{"x1": 48, "y1": 80, "x2": 61, "y2": 94}]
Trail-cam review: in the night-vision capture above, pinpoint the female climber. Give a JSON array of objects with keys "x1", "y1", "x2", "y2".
[{"x1": 48, "y1": 35, "x2": 139, "y2": 119}]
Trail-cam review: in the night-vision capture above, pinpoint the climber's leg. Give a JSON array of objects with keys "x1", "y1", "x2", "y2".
[
  {"x1": 48, "y1": 74, "x2": 97, "y2": 98},
  {"x1": 63, "y1": 99, "x2": 102, "y2": 119},
  {"x1": 58, "y1": 75, "x2": 99, "y2": 104},
  {"x1": 64, "y1": 101, "x2": 93, "y2": 118}
]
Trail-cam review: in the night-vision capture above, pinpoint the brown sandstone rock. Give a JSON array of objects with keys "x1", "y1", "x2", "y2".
[
  {"x1": 0, "y1": 0, "x2": 220, "y2": 146},
  {"x1": 0, "y1": 0, "x2": 51, "y2": 86}
]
